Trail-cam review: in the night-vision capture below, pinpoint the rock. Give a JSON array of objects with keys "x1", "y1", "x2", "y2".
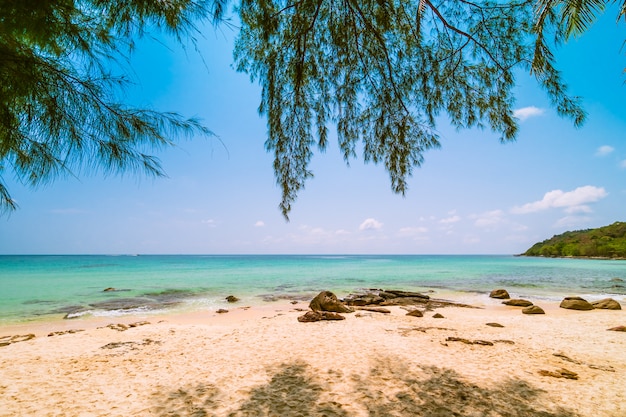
[
  {"x1": 591, "y1": 298, "x2": 622, "y2": 310},
  {"x1": 384, "y1": 290, "x2": 430, "y2": 299},
  {"x1": 216, "y1": 309, "x2": 229, "y2": 314},
  {"x1": 433, "y1": 313, "x2": 444, "y2": 318},
  {"x1": 345, "y1": 294, "x2": 384, "y2": 306},
  {"x1": 0, "y1": 334, "x2": 36, "y2": 346},
  {"x1": 538, "y1": 368, "x2": 579, "y2": 380},
  {"x1": 378, "y1": 291, "x2": 398, "y2": 299},
  {"x1": 560, "y1": 297, "x2": 594, "y2": 311},
  {"x1": 446, "y1": 337, "x2": 493, "y2": 346},
  {"x1": 486, "y1": 323, "x2": 504, "y2": 328},
  {"x1": 610, "y1": 277, "x2": 624, "y2": 282},
  {"x1": 297, "y1": 311, "x2": 346, "y2": 322},
  {"x1": 489, "y1": 289, "x2": 510, "y2": 299},
  {"x1": 106, "y1": 323, "x2": 129, "y2": 331},
  {"x1": 522, "y1": 305, "x2": 545, "y2": 314},
  {"x1": 356, "y1": 307, "x2": 391, "y2": 314},
  {"x1": 309, "y1": 291, "x2": 354, "y2": 313},
  {"x1": 225, "y1": 295, "x2": 240, "y2": 303},
  {"x1": 103, "y1": 287, "x2": 116, "y2": 292},
  {"x1": 406, "y1": 309, "x2": 423, "y2": 317},
  {"x1": 607, "y1": 325, "x2": 626, "y2": 332},
  {"x1": 502, "y1": 299, "x2": 533, "y2": 307}
]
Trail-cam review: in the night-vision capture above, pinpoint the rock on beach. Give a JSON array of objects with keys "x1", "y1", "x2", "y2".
[
  {"x1": 489, "y1": 289, "x2": 510, "y2": 299},
  {"x1": 503, "y1": 299, "x2": 533, "y2": 307},
  {"x1": 560, "y1": 297, "x2": 594, "y2": 311},
  {"x1": 522, "y1": 305, "x2": 545, "y2": 315},
  {"x1": 309, "y1": 291, "x2": 354, "y2": 313},
  {"x1": 591, "y1": 298, "x2": 621, "y2": 310}
]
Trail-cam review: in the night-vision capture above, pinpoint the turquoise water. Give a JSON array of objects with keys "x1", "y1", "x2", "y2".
[{"x1": 1, "y1": 255, "x2": 625, "y2": 324}]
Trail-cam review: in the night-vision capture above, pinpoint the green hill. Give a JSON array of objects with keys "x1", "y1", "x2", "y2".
[{"x1": 522, "y1": 221, "x2": 626, "y2": 259}]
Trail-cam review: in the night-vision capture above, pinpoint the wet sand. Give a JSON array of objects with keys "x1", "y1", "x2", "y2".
[{"x1": 0, "y1": 298, "x2": 624, "y2": 416}]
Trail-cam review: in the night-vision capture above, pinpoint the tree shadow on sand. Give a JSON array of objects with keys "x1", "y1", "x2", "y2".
[
  {"x1": 228, "y1": 361, "x2": 349, "y2": 417},
  {"x1": 354, "y1": 360, "x2": 579, "y2": 417},
  {"x1": 152, "y1": 359, "x2": 580, "y2": 417},
  {"x1": 151, "y1": 382, "x2": 220, "y2": 417}
]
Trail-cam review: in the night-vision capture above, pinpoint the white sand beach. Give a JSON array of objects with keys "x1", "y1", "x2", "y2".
[{"x1": 1, "y1": 297, "x2": 624, "y2": 416}]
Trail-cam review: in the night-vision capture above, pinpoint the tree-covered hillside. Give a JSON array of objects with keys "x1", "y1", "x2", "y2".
[{"x1": 522, "y1": 222, "x2": 626, "y2": 259}]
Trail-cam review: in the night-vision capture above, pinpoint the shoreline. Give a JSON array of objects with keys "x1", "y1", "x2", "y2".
[
  {"x1": 2, "y1": 287, "x2": 625, "y2": 336},
  {"x1": 1, "y1": 294, "x2": 625, "y2": 416}
]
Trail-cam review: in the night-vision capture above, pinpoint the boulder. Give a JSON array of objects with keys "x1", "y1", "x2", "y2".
[
  {"x1": 502, "y1": 299, "x2": 533, "y2": 307},
  {"x1": 406, "y1": 309, "x2": 423, "y2": 317},
  {"x1": 297, "y1": 311, "x2": 346, "y2": 322},
  {"x1": 591, "y1": 298, "x2": 622, "y2": 310},
  {"x1": 216, "y1": 309, "x2": 229, "y2": 314},
  {"x1": 309, "y1": 291, "x2": 354, "y2": 313},
  {"x1": 560, "y1": 297, "x2": 594, "y2": 311},
  {"x1": 522, "y1": 305, "x2": 545, "y2": 314},
  {"x1": 489, "y1": 289, "x2": 510, "y2": 299},
  {"x1": 225, "y1": 295, "x2": 240, "y2": 303},
  {"x1": 486, "y1": 323, "x2": 504, "y2": 328},
  {"x1": 433, "y1": 313, "x2": 444, "y2": 319}
]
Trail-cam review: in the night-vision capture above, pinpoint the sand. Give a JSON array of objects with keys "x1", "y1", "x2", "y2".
[{"x1": 0, "y1": 297, "x2": 624, "y2": 417}]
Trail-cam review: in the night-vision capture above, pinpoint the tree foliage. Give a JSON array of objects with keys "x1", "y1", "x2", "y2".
[
  {"x1": 0, "y1": 0, "x2": 226, "y2": 213},
  {"x1": 234, "y1": 0, "x2": 588, "y2": 218},
  {"x1": 522, "y1": 222, "x2": 626, "y2": 258},
  {"x1": 2, "y1": 1, "x2": 623, "y2": 218}
]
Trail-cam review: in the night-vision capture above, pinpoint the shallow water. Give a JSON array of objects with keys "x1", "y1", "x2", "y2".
[{"x1": 1, "y1": 254, "x2": 625, "y2": 324}]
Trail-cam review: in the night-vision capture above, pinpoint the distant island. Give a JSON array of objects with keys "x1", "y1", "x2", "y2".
[{"x1": 522, "y1": 221, "x2": 626, "y2": 259}]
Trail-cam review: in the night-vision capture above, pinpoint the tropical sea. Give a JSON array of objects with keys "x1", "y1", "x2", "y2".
[{"x1": 1, "y1": 254, "x2": 625, "y2": 325}]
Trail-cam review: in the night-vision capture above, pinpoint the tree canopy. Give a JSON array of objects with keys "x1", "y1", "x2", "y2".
[
  {"x1": 0, "y1": 0, "x2": 225, "y2": 214},
  {"x1": 1, "y1": 1, "x2": 624, "y2": 218},
  {"x1": 522, "y1": 221, "x2": 626, "y2": 258},
  {"x1": 234, "y1": 0, "x2": 591, "y2": 218}
]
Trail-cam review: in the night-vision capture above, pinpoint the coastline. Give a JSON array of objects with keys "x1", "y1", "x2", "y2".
[{"x1": 1, "y1": 295, "x2": 624, "y2": 416}]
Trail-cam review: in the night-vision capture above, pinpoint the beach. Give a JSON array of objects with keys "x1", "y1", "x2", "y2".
[{"x1": 1, "y1": 295, "x2": 624, "y2": 417}]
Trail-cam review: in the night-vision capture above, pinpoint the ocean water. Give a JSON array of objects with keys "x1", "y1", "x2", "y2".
[{"x1": 1, "y1": 255, "x2": 625, "y2": 324}]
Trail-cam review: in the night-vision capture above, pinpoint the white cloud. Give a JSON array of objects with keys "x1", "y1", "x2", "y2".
[
  {"x1": 359, "y1": 218, "x2": 383, "y2": 231},
  {"x1": 513, "y1": 106, "x2": 544, "y2": 121},
  {"x1": 564, "y1": 205, "x2": 592, "y2": 214},
  {"x1": 595, "y1": 145, "x2": 614, "y2": 156},
  {"x1": 440, "y1": 215, "x2": 461, "y2": 224},
  {"x1": 254, "y1": 220, "x2": 265, "y2": 227},
  {"x1": 511, "y1": 186, "x2": 608, "y2": 214}
]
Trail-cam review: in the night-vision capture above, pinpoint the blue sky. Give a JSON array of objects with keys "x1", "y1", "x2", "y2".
[{"x1": 1, "y1": 9, "x2": 625, "y2": 255}]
